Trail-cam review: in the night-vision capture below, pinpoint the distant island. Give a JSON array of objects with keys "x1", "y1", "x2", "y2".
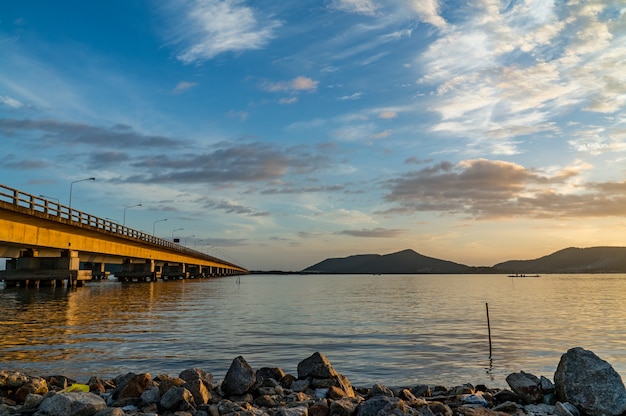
[{"x1": 300, "y1": 246, "x2": 626, "y2": 274}]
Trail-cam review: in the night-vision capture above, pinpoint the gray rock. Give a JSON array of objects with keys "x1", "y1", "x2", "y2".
[
  {"x1": 222, "y1": 355, "x2": 257, "y2": 396},
  {"x1": 179, "y1": 368, "x2": 215, "y2": 391},
  {"x1": 38, "y1": 392, "x2": 107, "y2": 416},
  {"x1": 93, "y1": 408, "x2": 126, "y2": 416},
  {"x1": 0, "y1": 403, "x2": 18, "y2": 416},
  {"x1": 140, "y1": 385, "x2": 160, "y2": 405},
  {"x1": 291, "y1": 379, "x2": 311, "y2": 392},
  {"x1": 540, "y1": 376, "x2": 555, "y2": 394},
  {"x1": 160, "y1": 386, "x2": 195, "y2": 411},
  {"x1": 555, "y1": 401, "x2": 580, "y2": 416},
  {"x1": 370, "y1": 384, "x2": 394, "y2": 397},
  {"x1": 186, "y1": 378, "x2": 211, "y2": 405},
  {"x1": 280, "y1": 405, "x2": 309, "y2": 416},
  {"x1": 505, "y1": 371, "x2": 542, "y2": 404},
  {"x1": 410, "y1": 385, "x2": 431, "y2": 398},
  {"x1": 523, "y1": 403, "x2": 554, "y2": 416},
  {"x1": 329, "y1": 397, "x2": 360, "y2": 416},
  {"x1": 257, "y1": 367, "x2": 286, "y2": 386},
  {"x1": 356, "y1": 396, "x2": 406, "y2": 416},
  {"x1": 0, "y1": 370, "x2": 29, "y2": 388},
  {"x1": 22, "y1": 393, "x2": 45, "y2": 409},
  {"x1": 554, "y1": 347, "x2": 626, "y2": 416},
  {"x1": 298, "y1": 352, "x2": 339, "y2": 379},
  {"x1": 255, "y1": 394, "x2": 279, "y2": 407}
]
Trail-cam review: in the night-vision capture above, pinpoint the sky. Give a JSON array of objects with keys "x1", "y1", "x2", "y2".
[{"x1": 1, "y1": 0, "x2": 626, "y2": 271}]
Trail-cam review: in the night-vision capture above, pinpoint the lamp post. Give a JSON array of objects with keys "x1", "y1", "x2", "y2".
[
  {"x1": 69, "y1": 177, "x2": 95, "y2": 208},
  {"x1": 123, "y1": 203, "x2": 142, "y2": 226},
  {"x1": 184, "y1": 235, "x2": 196, "y2": 247},
  {"x1": 39, "y1": 194, "x2": 60, "y2": 203},
  {"x1": 152, "y1": 218, "x2": 168, "y2": 236},
  {"x1": 171, "y1": 228, "x2": 183, "y2": 242}
]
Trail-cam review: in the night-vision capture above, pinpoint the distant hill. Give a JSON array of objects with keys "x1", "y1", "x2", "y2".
[
  {"x1": 302, "y1": 249, "x2": 480, "y2": 274},
  {"x1": 302, "y1": 246, "x2": 626, "y2": 274},
  {"x1": 493, "y1": 246, "x2": 626, "y2": 273}
]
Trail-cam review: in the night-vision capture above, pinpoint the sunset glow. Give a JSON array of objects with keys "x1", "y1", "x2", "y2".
[{"x1": 1, "y1": 1, "x2": 625, "y2": 270}]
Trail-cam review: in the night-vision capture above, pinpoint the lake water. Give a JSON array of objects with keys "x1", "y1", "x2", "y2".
[{"x1": 1, "y1": 273, "x2": 625, "y2": 389}]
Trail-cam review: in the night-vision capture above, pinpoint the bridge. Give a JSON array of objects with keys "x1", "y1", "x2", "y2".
[{"x1": 0, "y1": 184, "x2": 248, "y2": 288}]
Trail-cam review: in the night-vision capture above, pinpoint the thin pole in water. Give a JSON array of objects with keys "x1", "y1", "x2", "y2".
[{"x1": 486, "y1": 302, "x2": 492, "y2": 358}]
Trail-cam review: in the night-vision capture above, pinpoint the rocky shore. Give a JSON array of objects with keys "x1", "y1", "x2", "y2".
[{"x1": 1, "y1": 347, "x2": 625, "y2": 416}]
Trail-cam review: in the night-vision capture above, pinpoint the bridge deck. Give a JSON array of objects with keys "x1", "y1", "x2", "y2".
[{"x1": 0, "y1": 184, "x2": 247, "y2": 285}]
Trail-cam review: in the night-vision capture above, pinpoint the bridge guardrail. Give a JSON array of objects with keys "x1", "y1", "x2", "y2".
[{"x1": 0, "y1": 183, "x2": 243, "y2": 270}]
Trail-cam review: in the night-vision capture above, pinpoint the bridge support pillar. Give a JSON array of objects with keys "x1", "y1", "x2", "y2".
[
  {"x1": 162, "y1": 263, "x2": 188, "y2": 280},
  {"x1": 84, "y1": 262, "x2": 109, "y2": 280},
  {"x1": 0, "y1": 249, "x2": 91, "y2": 288},
  {"x1": 116, "y1": 259, "x2": 158, "y2": 282},
  {"x1": 186, "y1": 264, "x2": 201, "y2": 278}
]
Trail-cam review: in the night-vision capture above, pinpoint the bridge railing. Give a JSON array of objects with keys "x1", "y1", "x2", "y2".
[{"x1": 0, "y1": 183, "x2": 243, "y2": 269}]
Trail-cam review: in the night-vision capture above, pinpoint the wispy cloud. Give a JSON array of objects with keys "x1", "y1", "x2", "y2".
[
  {"x1": 378, "y1": 110, "x2": 397, "y2": 119},
  {"x1": 328, "y1": 0, "x2": 379, "y2": 16},
  {"x1": 201, "y1": 198, "x2": 269, "y2": 217},
  {"x1": 0, "y1": 95, "x2": 24, "y2": 108},
  {"x1": 0, "y1": 119, "x2": 185, "y2": 148},
  {"x1": 162, "y1": 0, "x2": 281, "y2": 63},
  {"x1": 407, "y1": 0, "x2": 446, "y2": 29},
  {"x1": 416, "y1": 1, "x2": 626, "y2": 154},
  {"x1": 173, "y1": 81, "x2": 198, "y2": 94},
  {"x1": 337, "y1": 227, "x2": 405, "y2": 237},
  {"x1": 261, "y1": 76, "x2": 318, "y2": 93},
  {"x1": 338, "y1": 92, "x2": 363, "y2": 101}
]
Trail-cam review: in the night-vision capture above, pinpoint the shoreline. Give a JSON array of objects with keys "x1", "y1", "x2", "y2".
[{"x1": 1, "y1": 348, "x2": 625, "y2": 416}]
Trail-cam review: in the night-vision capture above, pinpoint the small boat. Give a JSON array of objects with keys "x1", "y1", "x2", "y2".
[{"x1": 508, "y1": 273, "x2": 540, "y2": 278}]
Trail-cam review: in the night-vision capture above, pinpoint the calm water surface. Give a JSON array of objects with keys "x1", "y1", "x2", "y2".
[{"x1": 1, "y1": 273, "x2": 626, "y2": 388}]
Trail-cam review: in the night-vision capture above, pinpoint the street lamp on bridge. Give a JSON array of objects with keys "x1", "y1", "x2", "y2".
[
  {"x1": 184, "y1": 235, "x2": 196, "y2": 246},
  {"x1": 152, "y1": 218, "x2": 167, "y2": 236},
  {"x1": 171, "y1": 228, "x2": 183, "y2": 242},
  {"x1": 39, "y1": 194, "x2": 60, "y2": 204},
  {"x1": 69, "y1": 177, "x2": 95, "y2": 208},
  {"x1": 123, "y1": 203, "x2": 142, "y2": 226}
]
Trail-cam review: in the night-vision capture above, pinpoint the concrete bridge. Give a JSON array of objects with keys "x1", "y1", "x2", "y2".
[{"x1": 0, "y1": 184, "x2": 248, "y2": 288}]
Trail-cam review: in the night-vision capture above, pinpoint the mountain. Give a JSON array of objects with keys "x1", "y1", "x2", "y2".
[
  {"x1": 301, "y1": 246, "x2": 626, "y2": 274},
  {"x1": 493, "y1": 246, "x2": 626, "y2": 273},
  {"x1": 302, "y1": 249, "x2": 480, "y2": 274}
]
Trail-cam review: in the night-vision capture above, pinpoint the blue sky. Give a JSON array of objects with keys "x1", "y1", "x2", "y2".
[{"x1": 1, "y1": 0, "x2": 625, "y2": 271}]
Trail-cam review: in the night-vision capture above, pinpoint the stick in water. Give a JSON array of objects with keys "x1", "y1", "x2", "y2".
[{"x1": 486, "y1": 302, "x2": 492, "y2": 358}]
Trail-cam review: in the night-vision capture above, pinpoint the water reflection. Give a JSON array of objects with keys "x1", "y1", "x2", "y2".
[{"x1": 1, "y1": 274, "x2": 626, "y2": 389}]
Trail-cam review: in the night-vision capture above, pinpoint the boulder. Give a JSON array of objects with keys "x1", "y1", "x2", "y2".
[
  {"x1": 140, "y1": 385, "x2": 160, "y2": 406},
  {"x1": 0, "y1": 371, "x2": 29, "y2": 388},
  {"x1": 280, "y1": 405, "x2": 309, "y2": 416},
  {"x1": 356, "y1": 396, "x2": 407, "y2": 416},
  {"x1": 257, "y1": 367, "x2": 286, "y2": 386},
  {"x1": 554, "y1": 347, "x2": 626, "y2": 416},
  {"x1": 297, "y1": 353, "x2": 354, "y2": 398},
  {"x1": 93, "y1": 408, "x2": 126, "y2": 416},
  {"x1": 115, "y1": 373, "x2": 152, "y2": 400},
  {"x1": 160, "y1": 386, "x2": 195, "y2": 411},
  {"x1": 38, "y1": 391, "x2": 107, "y2": 416},
  {"x1": 14, "y1": 377, "x2": 48, "y2": 403},
  {"x1": 370, "y1": 384, "x2": 394, "y2": 397},
  {"x1": 554, "y1": 401, "x2": 580, "y2": 416},
  {"x1": 222, "y1": 356, "x2": 256, "y2": 396},
  {"x1": 505, "y1": 371, "x2": 542, "y2": 404},
  {"x1": 329, "y1": 397, "x2": 360, "y2": 416},
  {"x1": 186, "y1": 378, "x2": 211, "y2": 405},
  {"x1": 298, "y1": 352, "x2": 339, "y2": 379},
  {"x1": 179, "y1": 368, "x2": 215, "y2": 391}
]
